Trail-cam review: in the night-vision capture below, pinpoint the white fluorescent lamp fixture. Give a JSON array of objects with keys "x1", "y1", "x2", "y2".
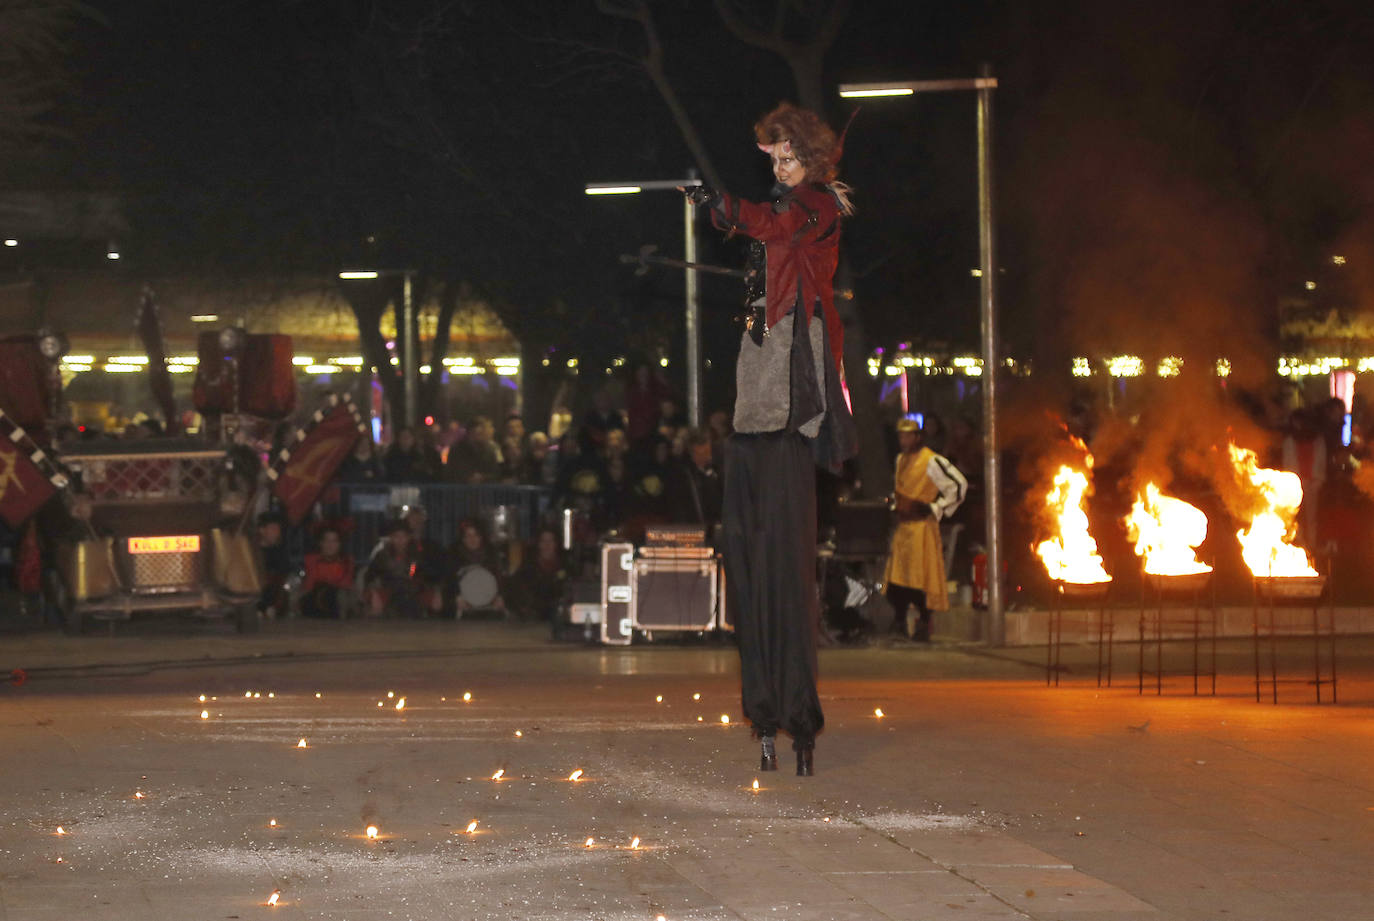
[
  {"x1": 838, "y1": 78, "x2": 996, "y2": 97},
  {"x1": 339, "y1": 270, "x2": 380, "y2": 279},
  {"x1": 190, "y1": 314, "x2": 219, "y2": 322},
  {"x1": 584, "y1": 179, "x2": 702, "y2": 194}
]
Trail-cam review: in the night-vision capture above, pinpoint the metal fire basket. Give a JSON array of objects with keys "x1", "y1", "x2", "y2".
[{"x1": 1252, "y1": 572, "x2": 1337, "y2": 704}]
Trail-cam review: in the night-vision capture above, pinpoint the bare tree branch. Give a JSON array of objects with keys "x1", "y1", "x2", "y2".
[{"x1": 594, "y1": 0, "x2": 724, "y2": 188}]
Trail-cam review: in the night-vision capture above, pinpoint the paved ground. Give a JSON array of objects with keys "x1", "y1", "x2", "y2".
[{"x1": 2, "y1": 620, "x2": 1373, "y2": 920}]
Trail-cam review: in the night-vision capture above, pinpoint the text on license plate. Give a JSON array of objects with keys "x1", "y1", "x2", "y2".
[{"x1": 128, "y1": 535, "x2": 201, "y2": 554}]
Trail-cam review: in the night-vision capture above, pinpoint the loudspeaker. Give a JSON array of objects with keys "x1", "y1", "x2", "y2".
[
  {"x1": 632, "y1": 555, "x2": 718, "y2": 632},
  {"x1": 832, "y1": 500, "x2": 891, "y2": 557}
]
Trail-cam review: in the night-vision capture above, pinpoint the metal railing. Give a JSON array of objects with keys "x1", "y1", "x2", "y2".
[{"x1": 328, "y1": 483, "x2": 552, "y2": 560}]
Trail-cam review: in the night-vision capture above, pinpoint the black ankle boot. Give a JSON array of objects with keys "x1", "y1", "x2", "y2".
[
  {"x1": 796, "y1": 745, "x2": 814, "y2": 777},
  {"x1": 760, "y1": 735, "x2": 778, "y2": 771}
]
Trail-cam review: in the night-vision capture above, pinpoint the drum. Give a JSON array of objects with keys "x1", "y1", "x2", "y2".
[{"x1": 457, "y1": 565, "x2": 500, "y2": 608}]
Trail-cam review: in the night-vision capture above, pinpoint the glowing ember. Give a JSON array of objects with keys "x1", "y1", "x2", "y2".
[
  {"x1": 267, "y1": 890, "x2": 280, "y2": 907},
  {"x1": 1034, "y1": 459, "x2": 1112, "y2": 584},
  {"x1": 55, "y1": 826, "x2": 65, "y2": 835},
  {"x1": 134, "y1": 791, "x2": 144, "y2": 799},
  {"x1": 387, "y1": 691, "x2": 395, "y2": 698},
  {"x1": 462, "y1": 691, "x2": 472, "y2": 702},
  {"x1": 253, "y1": 693, "x2": 260, "y2": 699},
  {"x1": 655, "y1": 695, "x2": 663, "y2": 703},
  {"x1": 296, "y1": 738, "x2": 308, "y2": 748},
  {"x1": 491, "y1": 769, "x2": 505, "y2": 780},
  {"x1": 751, "y1": 778, "x2": 760, "y2": 792},
  {"x1": 631, "y1": 836, "x2": 641, "y2": 849},
  {"x1": 269, "y1": 818, "x2": 277, "y2": 827},
  {"x1": 1228, "y1": 444, "x2": 1319, "y2": 578},
  {"x1": 466, "y1": 820, "x2": 478, "y2": 834},
  {"x1": 719, "y1": 715, "x2": 730, "y2": 724},
  {"x1": 199, "y1": 710, "x2": 209, "y2": 720},
  {"x1": 315, "y1": 692, "x2": 322, "y2": 698},
  {"x1": 268, "y1": 693, "x2": 275, "y2": 698},
  {"x1": 696, "y1": 716, "x2": 704, "y2": 722},
  {"x1": 584, "y1": 837, "x2": 595, "y2": 848},
  {"x1": 365, "y1": 825, "x2": 378, "y2": 839},
  {"x1": 395, "y1": 697, "x2": 406, "y2": 710},
  {"x1": 514, "y1": 730, "x2": 522, "y2": 737},
  {"x1": 568, "y1": 769, "x2": 584, "y2": 781},
  {"x1": 245, "y1": 691, "x2": 252, "y2": 698},
  {"x1": 874, "y1": 708, "x2": 885, "y2": 718},
  {"x1": 377, "y1": 701, "x2": 384, "y2": 707},
  {"x1": 198, "y1": 694, "x2": 206, "y2": 702},
  {"x1": 1125, "y1": 483, "x2": 1213, "y2": 576},
  {"x1": 692, "y1": 692, "x2": 701, "y2": 700}
]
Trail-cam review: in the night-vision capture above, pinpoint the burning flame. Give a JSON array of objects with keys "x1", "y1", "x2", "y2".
[
  {"x1": 514, "y1": 730, "x2": 522, "y2": 738},
  {"x1": 630, "y1": 836, "x2": 641, "y2": 849},
  {"x1": 297, "y1": 738, "x2": 308, "y2": 748},
  {"x1": 655, "y1": 695, "x2": 663, "y2": 703},
  {"x1": 751, "y1": 779, "x2": 760, "y2": 792},
  {"x1": 584, "y1": 837, "x2": 595, "y2": 848},
  {"x1": 568, "y1": 769, "x2": 584, "y2": 781},
  {"x1": 1228, "y1": 444, "x2": 1318, "y2": 578},
  {"x1": 874, "y1": 708, "x2": 885, "y2": 718},
  {"x1": 1034, "y1": 460, "x2": 1111, "y2": 584},
  {"x1": 55, "y1": 826, "x2": 65, "y2": 835},
  {"x1": 719, "y1": 715, "x2": 730, "y2": 724},
  {"x1": 134, "y1": 791, "x2": 144, "y2": 799},
  {"x1": 692, "y1": 692, "x2": 701, "y2": 700},
  {"x1": 315, "y1": 692, "x2": 322, "y2": 698},
  {"x1": 198, "y1": 694, "x2": 206, "y2": 702},
  {"x1": 269, "y1": 818, "x2": 277, "y2": 827},
  {"x1": 491, "y1": 769, "x2": 504, "y2": 781},
  {"x1": 395, "y1": 697, "x2": 406, "y2": 710},
  {"x1": 267, "y1": 889, "x2": 280, "y2": 906},
  {"x1": 465, "y1": 820, "x2": 478, "y2": 834},
  {"x1": 199, "y1": 710, "x2": 209, "y2": 720},
  {"x1": 365, "y1": 825, "x2": 378, "y2": 839},
  {"x1": 1125, "y1": 483, "x2": 1213, "y2": 576},
  {"x1": 462, "y1": 691, "x2": 472, "y2": 702},
  {"x1": 387, "y1": 691, "x2": 395, "y2": 698}
]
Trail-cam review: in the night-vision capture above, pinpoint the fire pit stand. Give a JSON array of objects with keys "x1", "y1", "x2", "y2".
[
  {"x1": 1251, "y1": 570, "x2": 1337, "y2": 705},
  {"x1": 1046, "y1": 579, "x2": 1113, "y2": 688},
  {"x1": 1137, "y1": 568, "x2": 1218, "y2": 697}
]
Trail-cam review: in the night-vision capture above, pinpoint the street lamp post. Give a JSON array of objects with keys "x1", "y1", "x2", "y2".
[
  {"x1": 585, "y1": 175, "x2": 704, "y2": 427},
  {"x1": 339, "y1": 268, "x2": 418, "y2": 428},
  {"x1": 838, "y1": 67, "x2": 1006, "y2": 646}
]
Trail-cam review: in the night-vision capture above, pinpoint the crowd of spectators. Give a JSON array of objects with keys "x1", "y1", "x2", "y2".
[{"x1": 264, "y1": 374, "x2": 730, "y2": 623}]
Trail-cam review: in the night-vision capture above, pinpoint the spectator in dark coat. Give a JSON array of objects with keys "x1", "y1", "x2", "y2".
[{"x1": 384, "y1": 428, "x2": 439, "y2": 482}]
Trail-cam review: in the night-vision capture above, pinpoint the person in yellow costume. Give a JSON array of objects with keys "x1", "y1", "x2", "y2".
[{"x1": 884, "y1": 416, "x2": 967, "y2": 642}]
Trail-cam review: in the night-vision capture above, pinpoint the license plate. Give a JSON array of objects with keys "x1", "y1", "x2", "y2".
[{"x1": 128, "y1": 535, "x2": 201, "y2": 554}]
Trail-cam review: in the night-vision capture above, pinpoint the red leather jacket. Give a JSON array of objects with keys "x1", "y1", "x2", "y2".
[{"x1": 711, "y1": 183, "x2": 845, "y2": 375}]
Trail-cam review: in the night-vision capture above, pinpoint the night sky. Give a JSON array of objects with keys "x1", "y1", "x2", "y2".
[{"x1": 8, "y1": 0, "x2": 1374, "y2": 384}]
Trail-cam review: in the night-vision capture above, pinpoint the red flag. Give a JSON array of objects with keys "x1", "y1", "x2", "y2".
[
  {"x1": 268, "y1": 395, "x2": 365, "y2": 525},
  {"x1": 0, "y1": 424, "x2": 61, "y2": 528}
]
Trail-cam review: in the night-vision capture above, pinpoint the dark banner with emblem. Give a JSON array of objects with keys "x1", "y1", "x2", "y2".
[
  {"x1": 268, "y1": 394, "x2": 365, "y2": 525},
  {"x1": 0, "y1": 410, "x2": 67, "y2": 528}
]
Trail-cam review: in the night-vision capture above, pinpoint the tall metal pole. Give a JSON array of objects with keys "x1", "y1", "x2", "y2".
[
  {"x1": 976, "y1": 63, "x2": 1004, "y2": 645},
  {"x1": 403, "y1": 271, "x2": 417, "y2": 428},
  {"x1": 683, "y1": 185, "x2": 702, "y2": 427}
]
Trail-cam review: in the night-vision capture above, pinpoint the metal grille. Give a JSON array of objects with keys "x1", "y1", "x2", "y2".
[
  {"x1": 128, "y1": 549, "x2": 201, "y2": 592},
  {"x1": 66, "y1": 452, "x2": 224, "y2": 502}
]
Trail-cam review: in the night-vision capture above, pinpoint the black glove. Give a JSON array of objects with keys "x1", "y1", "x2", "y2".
[{"x1": 683, "y1": 185, "x2": 719, "y2": 207}]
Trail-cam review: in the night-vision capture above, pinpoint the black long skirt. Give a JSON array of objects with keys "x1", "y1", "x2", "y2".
[{"x1": 722, "y1": 431, "x2": 823, "y2": 748}]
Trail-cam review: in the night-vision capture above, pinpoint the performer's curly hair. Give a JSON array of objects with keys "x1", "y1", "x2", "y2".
[{"x1": 753, "y1": 102, "x2": 843, "y2": 184}]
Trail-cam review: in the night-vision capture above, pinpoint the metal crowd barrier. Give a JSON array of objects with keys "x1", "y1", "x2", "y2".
[{"x1": 328, "y1": 483, "x2": 552, "y2": 561}]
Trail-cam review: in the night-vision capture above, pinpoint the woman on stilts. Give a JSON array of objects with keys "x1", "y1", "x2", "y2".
[{"x1": 683, "y1": 103, "x2": 857, "y2": 776}]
